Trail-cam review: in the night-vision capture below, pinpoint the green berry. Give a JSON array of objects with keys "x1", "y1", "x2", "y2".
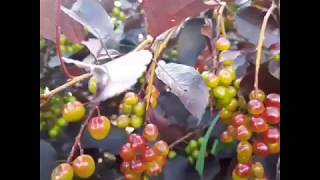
[
  {"x1": 134, "y1": 102, "x2": 146, "y2": 117},
  {"x1": 88, "y1": 76, "x2": 97, "y2": 94},
  {"x1": 168, "y1": 150, "x2": 177, "y2": 159},
  {"x1": 217, "y1": 96, "x2": 233, "y2": 107},
  {"x1": 198, "y1": 137, "x2": 204, "y2": 146},
  {"x1": 207, "y1": 73, "x2": 220, "y2": 88},
  {"x1": 185, "y1": 145, "x2": 192, "y2": 155},
  {"x1": 216, "y1": 37, "x2": 231, "y2": 51},
  {"x1": 124, "y1": 92, "x2": 139, "y2": 106},
  {"x1": 234, "y1": 78, "x2": 241, "y2": 89},
  {"x1": 188, "y1": 156, "x2": 195, "y2": 165},
  {"x1": 213, "y1": 86, "x2": 227, "y2": 99},
  {"x1": 112, "y1": 7, "x2": 121, "y2": 17},
  {"x1": 189, "y1": 140, "x2": 198, "y2": 151},
  {"x1": 117, "y1": 115, "x2": 131, "y2": 128},
  {"x1": 49, "y1": 126, "x2": 61, "y2": 138},
  {"x1": 218, "y1": 68, "x2": 234, "y2": 86},
  {"x1": 130, "y1": 115, "x2": 144, "y2": 128},
  {"x1": 192, "y1": 150, "x2": 199, "y2": 160},
  {"x1": 120, "y1": 103, "x2": 133, "y2": 115},
  {"x1": 223, "y1": 60, "x2": 234, "y2": 66},
  {"x1": 226, "y1": 98, "x2": 239, "y2": 111},
  {"x1": 119, "y1": 11, "x2": 126, "y2": 21},
  {"x1": 201, "y1": 71, "x2": 210, "y2": 84},
  {"x1": 170, "y1": 49, "x2": 178, "y2": 57},
  {"x1": 274, "y1": 54, "x2": 280, "y2": 62},
  {"x1": 227, "y1": 86, "x2": 237, "y2": 98},
  {"x1": 57, "y1": 118, "x2": 68, "y2": 128}
]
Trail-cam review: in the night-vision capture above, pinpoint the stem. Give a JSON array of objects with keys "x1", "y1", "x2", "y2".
[
  {"x1": 55, "y1": 0, "x2": 73, "y2": 79},
  {"x1": 40, "y1": 73, "x2": 92, "y2": 108},
  {"x1": 168, "y1": 128, "x2": 203, "y2": 149},
  {"x1": 254, "y1": 2, "x2": 277, "y2": 91},
  {"x1": 67, "y1": 105, "x2": 98, "y2": 163},
  {"x1": 134, "y1": 35, "x2": 154, "y2": 52}
]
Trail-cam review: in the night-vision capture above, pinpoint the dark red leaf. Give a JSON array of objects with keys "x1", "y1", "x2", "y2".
[{"x1": 142, "y1": 0, "x2": 217, "y2": 37}]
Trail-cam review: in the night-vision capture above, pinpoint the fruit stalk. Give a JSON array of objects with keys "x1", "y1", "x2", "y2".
[
  {"x1": 254, "y1": 2, "x2": 277, "y2": 91},
  {"x1": 168, "y1": 128, "x2": 203, "y2": 149}
]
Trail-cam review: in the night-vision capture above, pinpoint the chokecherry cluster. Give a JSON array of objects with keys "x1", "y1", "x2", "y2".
[
  {"x1": 60, "y1": 34, "x2": 84, "y2": 54},
  {"x1": 40, "y1": 92, "x2": 79, "y2": 139},
  {"x1": 119, "y1": 123, "x2": 169, "y2": 179},
  {"x1": 51, "y1": 154, "x2": 96, "y2": 180},
  {"x1": 185, "y1": 137, "x2": 208, "y2": 165}
]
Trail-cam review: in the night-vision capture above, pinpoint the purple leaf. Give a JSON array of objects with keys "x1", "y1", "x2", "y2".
[
  {"x1": 155, "y1": 62, "x2": 209, "y2": 121},
  {"x1": 235, "y1": 7, "x2": 279, "y2": 47},
  {"x1": 268, "y1": 60, "x2": 280, "y2": 79},
  {"x1": 219, "y1": 50, "x2": 241, "y2": 62},
  {"x1": 61, "y1": 0, "x2": 114, "y2": 42}
]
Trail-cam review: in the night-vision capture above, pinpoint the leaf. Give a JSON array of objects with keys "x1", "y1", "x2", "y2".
[
  {"x1": 63, "y1": 50, "x2": 152, "y2": 102},
  {"x1": 40, "y1": 0, "x2": 86, "y2": 43},
  {"x1": 81, "y1": 38, "x2": 121, "y2": 59},
  {"x1": 268, "y1": 60, "x2": 280, "y2": 79},
  {"x1": 155, "y1": 62, "x2": 209, "y2": 121},
  {"x1": 195, "y1": 114, "x2": 220, "y2": 176},
  {"x1": 219, "y1": 50, "x2": 241, "y2": 62},
  {"x1": 235, "y1": 7, "x2": 279, "y2": 47},
  {"x1": 61, "y1": 0, "x2": 114, "y2": 42},
  {"x1": 142, "y1": 0, "x2": 217, "y2": 37}
]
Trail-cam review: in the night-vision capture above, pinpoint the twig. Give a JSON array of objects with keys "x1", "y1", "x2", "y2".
[
  {"x1": 254, "y1": 2, "x2": 277, "y2": 91},
  {"x1": 168, "y1": 128, "x2": 203, "y2": 149},
  {"x1": 55, "y1": 0, "x2": 73, "y2": 79},
  {"x1": 216, "y1": 2, "x2": 227, "y2": 38},
  {"x1": 40, "y1": 73, "x2": 92, "y2": 108},
  {"x1": 133, "y1": 35, "x2": 154, "y2": 52},
  {"x1": 67, "y1": 105, "x2": 98, "y2": 163}
]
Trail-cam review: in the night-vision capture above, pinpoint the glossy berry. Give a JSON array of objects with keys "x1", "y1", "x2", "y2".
[
  {"x1": 253, "y1": 140, "x2": 269, "y2": 157},
  {"x1": 237, "y1": 141, "x2": 252, "y2": 164},
  {"x1": 154, "y1": 140, "x2": 169, "y2": 156},
  {"x1": 130, "y1": 158, "x2": 145, "y2": 174},
  {"x1": 51, "y1": 163, "x2": 74, "y2": 180},
  {"x1": 120, "y1": 161, "x2": 131, "y2": 174},
  {"x1": 249, "y1": 90, "x2": 266, "y2": 102},
  {"x1": 217, "y1": 96, "x2": 233, "y2": 107},
  {"x1": 145, "y1": 161, "x2": 162, "y2": 177},
  {"x1": 236, "y1": 125, "x2": 252, "y2": 141},
  {"x1": 198, "y1": 137, "x2": 204, "y2": 146},
  {"x1": 155, "y1": 155, "x2": 167, "y2": 167},
  {"x1": 188, "y1": 140, "x2": 199, "y2": 151},
  {"x1": 63, "y1": 101, "x2": 86, "y2": 122},
  {"x1": 120, "y1": 103, "x2": 132, "y2": 115},
  {"x1": 72, "y1": 154, "x2": 95, "y2": 178},
  {"x1": 218, "y1": 68, "x2": 234, "y2": 86},
  {"x1": 131, "y1": 135, "x2": 147, "y2": 152},
  {"x1": 57, "y1": 118, "x2": 68, "y2": 128},
  {"x1": 124, "y1": 92, "x2": 139, "y2": 106},
  {"x1": 213, "y1": 86, "x2": 227, "y2": 99},
  {"x1": 133, "y1": 102, "x2": 146, "y2": 117},
  {"x1": 117, "y1": 115, "x2": 131, "y2": 128},
  {"x1": 267, "y1": 142, "x2": 280, "y2": 154},
  {"x1": 247, "y1": 99, "x2": 265, "y2": 115},
  {"x1": 262, "y1": 107, "x2": 280, "y2": 125},
  {"x1": 168, "y1": 150, "x2": 177, "y2": 159},
  {"x1": 227, "y1": 86, "x2": 237, "y2": 98},
  {"x1": 232, "y1": 169, "x2": 249, "y2": 180},
  {"x1": 88, "y1": 76, "x2": 97, "y2": 94},
  {"x1": 265, "y1": 93, "x2": 280, "y2": 108},
  {"x1": 49, "y1": 126, "x2": 61, "y2": 138},
  {"x1": 143, "y1": 147, "x2": 158, "y2": 162},
  {"x1": 263, "y1": 128, "x2": 280, "y2": 143},
  {"x1": 250, "y1": 116, "x2": 269, "y2": 133},
  {"x1": 234, "y1": 78, "x2": 241, "y2": 89},
  {"x1": 216, "y1": 37, "x2": 231, "y2": 51},
  {"x1": 220, "y1": 108, "x2": 234, "y2": 124},
  {"x1": 252, "y1": 162, "x2": 264, "y2": 178},
  {"x1": 112, "y1": 7, "x2": 121, "y2": 17},
  {"x1": 185, "y1": 145, "x2": 192, "y2": 155},
  {"x1": 226, "y1": 98, "x2": 239, "y2": 111},
  {"x1": 232, "y1": 113, "x2": 249, "y2": 127},
  {"x1": 234, "y1": 163, "x2": 252, "y2": 178},
  {"x1": 208, "y1": 73, "x2": 220, "y2": 88},
  {"x1": 143, "y1": 123, "x2": 159, "y2": 141},
  {"x1": 130, "y1": 115, "x2": 144, "y2": 129},
  {"x1": 88, "y1": 116, "x2": 111, "y2": 140},
  {"x1": 192, "y1": 149, "x2": 200, "y2": 160},
  {"x1": 120, "y1": 143, "x2": 136, "y2": 161},
  {"x1": 220, "y1": 131, "x2": 234, "y2": 143}
]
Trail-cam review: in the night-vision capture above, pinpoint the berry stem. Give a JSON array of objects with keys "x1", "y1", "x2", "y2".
[
  {"x1": 67, "y1": 104, "x2": 98, "y2": 163},
  {"x1": 254, "y1": 2, "x2": 277, "y2": 91},
  {"x1": 168, "y1": 128, "x2": 203, "y2": 149},
  {"x1": 216, "y1": 2, "x2": 227, "y2": 38},
  {"x1": 55, "y1": 0, "x2": 74, "y2": 79}
]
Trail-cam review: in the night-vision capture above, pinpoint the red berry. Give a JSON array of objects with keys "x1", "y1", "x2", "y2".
[
  {"x1": 143, "y1": 124, "x2": 159, "y2": 141},
  {"x1": 130, "y1": 158, "x2": 145, "y2": 174},
  {"x1": 63, "y1": 101, "x2": 86, "y2": 122},
  {"x1": 51, "y1": 163, "x2": 74, "y2": 180},
  {"x1": 263, "y1": 128, "x2": 280, "y2": 143},
  {"x1": 265, "y1": 93, "x2": 280, "y2": 108},
  {"x1": 87, "y1": 116, "x2": 111, "y2": 140},
  {"x1": 250, "y1": 117, "x2": 269, "y2": 133},
  {"x1": 236, "y1": 125, "x2": 252, "y2": 141},
  {"x1": 143, "y1": 147, "x2": 158, "y2": 162},
  {"x1": 262, "y1": 107, "x2": 280, "y2": 125},
  {"x1": 253, "y1": 140, "x2": 269, "y2": 157},
  {"x1": 154, "y1": 140, "x2": 169, "y2": 156},
  {"x1": 120, "y1": 161, "x2": 131, "y2": 174},
  {"x1": 248, "y1": 99, "x2": 265, "y2": 115},
  {"x1": 120, "y1": 143, "x2": 135, "y2": 161},
  {"x1": 232, "y1": 113, "x2": 249, "y2": 127},
  {"x1": 128, "y1": 133, "x2": 137, "y2": 144},
  {"x1": 220, "y1": 131, "x2": 234, "y2": 143},
  {"x1": 234, "y1": 163, "x2": 252, "y2": 178},
  {"x1": 72, "y1": 154, "x2": 95, "y2": 178},
  {"x1": 130, "y1": 134, "x2": 147, "y2": 152},
  {"x1": 145, "y1": 161, "x2": 162, "y2": 177}
]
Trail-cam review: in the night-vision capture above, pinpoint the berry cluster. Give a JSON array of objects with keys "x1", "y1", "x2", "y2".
[
  {"x1": 185, "y1": 137, "x2": 207, "y2": 165},
  {"x1": 40, "y1": 93, "x2": 79, "y2": 138},
  {"x1": 51, "y1": 154, "x2": 96, "y2": 180},
  {"x1": 111, "y1": 7, "x2": 126, "y2": 28},
  {"x1": 119, "y1": 124, "x2": 169, "y2": 179},
  {"x1": 60, "y1": 34, "x2": 84, "y2": 54},
  {"x1": 115, "y1": 92, "x2": 146, "y2": 129}
]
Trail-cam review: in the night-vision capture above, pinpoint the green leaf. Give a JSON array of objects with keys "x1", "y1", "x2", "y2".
[{"x1": 195, "y1": 114, "x2": 220, "y2": 176}]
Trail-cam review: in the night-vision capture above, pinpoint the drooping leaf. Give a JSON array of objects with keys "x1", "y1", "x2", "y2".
[
  {"x1": 195, "y1": 114, "x2": 220, "y2": 176},
  {"x1": 63, "y1": 50, "x2": 152, "y2": 102},
  {"x1": 61, "y1": 0, "x2": 114, "y2": 42},
  {"x1": 235, "y1": 7, "x2": 279, "y2": 47},
  {"x1": 142, "y1": 0, "x2": 217, "y2": 37},
  {"x1": 155, "y1": 62, "x2": 209, "y2": 121},
  {"x1": 268, "y1": 59, "x2": 280, "y2": 79}
]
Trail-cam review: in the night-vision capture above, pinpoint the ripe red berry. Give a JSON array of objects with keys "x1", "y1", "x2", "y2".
[
  {"x1": 262, "y1": 128, "x2": 280, "y2": 143},
  {"x1": 220, "y1": 131, "x2": 234, "y2": 143},
  {"x1": 265, "y1": 93, "x2": 280, "y2": 108},
  {"x1": 234, "y1": 163, "x2": 252, "y2": 178},
  {"x1": 253, "y1": 140, "x2": 269, "y2": 157},
  {"x1": 143, "y1": 123, "x2": 159, "y2": 141},
  {"x1": 130, "y1": 134, "x2": 147, "y2": 152},
  {"x1": 120, "y1": 161, "x2": 131, "y2": 174},
  {"x1": 143, "y1": 147, "x2": 158, "y2": 162},
  {"x1": 262, "y1": 107, "x2": 280, "y2": 125},
  {"x1": 154, "y1": 140, "x2": 169, "y2": 156},
  {"x1": 51, "y1": 163, "x2": 74, "y2": 180},
  {"x1": 72, "y1": 154, "x2": 95, "y2": 178},
  {"x1": 250, "y1": 116, "x2": 269, "y2": 133},
  {"x1": 232, "y1": 113, "x2": 249, "y2": 127},
  {"x1": 130, "y1": 158, "x2": 145, "y2": 174},
  {"x1": 120, "y1": 143, "x2": 135, "y2": 161},
  {"x1": 145, "y1": 161, "x2": 162, "y2": 177},
  {"x1": 87, "y1": 116, "x2": 111, "y2": 140},
  {"x1": 248, "y1": 99, "x2": 265, "y2": 115},
  {"x1": 236, "y1": 125, "x2": 252, "y2": 141}
]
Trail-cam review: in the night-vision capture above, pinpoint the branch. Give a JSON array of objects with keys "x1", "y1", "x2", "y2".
[
  {"x1": 254, "y1": 2, "x2": 277, "y2": 91},
  {"x1": 134, "y1": 35, "x2": 154, "y2": 52},
  {"x1": 168, "y1": 128, "x2": 203, "y2": 149}
]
